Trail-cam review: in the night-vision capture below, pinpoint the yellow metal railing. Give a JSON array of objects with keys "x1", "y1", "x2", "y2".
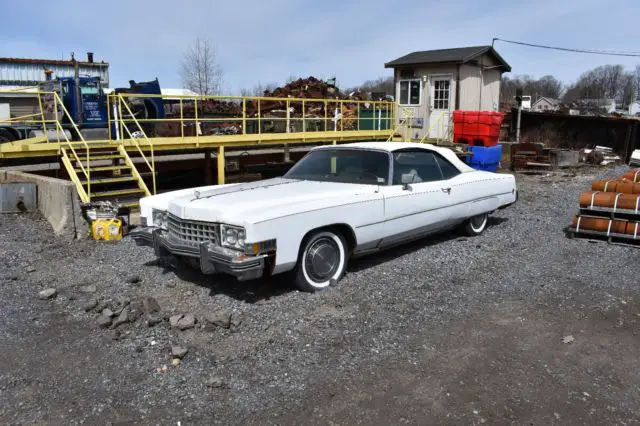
[
  {"x1": 388, "y1": 106, "x2": 413, "y2": 141},
  {"x1": 52, "y1": 92, "x2": 91, "y2": 201},
  {"x1": 113, "y1": 94, "x2": 156, "y2": 195},
  {"x1": 419, "y1": 111, "x2": 454, "y2": 144},
  {"x1": 109, "y1": 93, "x2": 395, "y2": 140},
  {"x1": 109, "y1": 92, "x2": 395, "y2": 185}
]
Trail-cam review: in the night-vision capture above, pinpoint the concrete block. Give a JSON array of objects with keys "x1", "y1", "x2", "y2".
[{"x1": 0, "y1": 171, "x2": 85, "y2": 239}]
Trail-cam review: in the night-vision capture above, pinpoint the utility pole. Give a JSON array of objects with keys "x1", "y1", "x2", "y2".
[{"x1": 516, "y1": 104, "x2": 522, "y2": 143}]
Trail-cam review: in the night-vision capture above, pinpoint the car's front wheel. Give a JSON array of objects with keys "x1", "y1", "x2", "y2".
[
  {"x1": 294, "y1": 230, "x2": 347, "y2": 292},
  {"x1": 462, "y1": 213, "x2": 488, "y2": 236}
]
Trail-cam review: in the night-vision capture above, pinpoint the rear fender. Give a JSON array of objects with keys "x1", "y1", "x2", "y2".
[{"x1": 465, "y1": 197, "x2": 499, "y2": 218}]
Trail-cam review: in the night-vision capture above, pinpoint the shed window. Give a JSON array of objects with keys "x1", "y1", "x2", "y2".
[{"x1": 399, "y1": 80, "x2": 421, "y2": 105}]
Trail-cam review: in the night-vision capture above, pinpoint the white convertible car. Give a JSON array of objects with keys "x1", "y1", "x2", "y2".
[{"x1": 131, "y1": 142, "x2": 517, "y2": 292}]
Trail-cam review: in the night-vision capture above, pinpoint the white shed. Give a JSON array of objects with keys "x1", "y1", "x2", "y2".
[{"x1": 384, "y1": 46, "x2": 511, "y2": 141}]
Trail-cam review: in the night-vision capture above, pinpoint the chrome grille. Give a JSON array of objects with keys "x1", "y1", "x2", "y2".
[{"x1": 167, "y1": 214, "x2": 218, "y2": 247}]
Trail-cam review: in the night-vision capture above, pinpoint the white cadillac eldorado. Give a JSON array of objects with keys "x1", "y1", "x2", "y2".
[{"x1": 131, "y1": 142, "x2": 517, "y2": 292}]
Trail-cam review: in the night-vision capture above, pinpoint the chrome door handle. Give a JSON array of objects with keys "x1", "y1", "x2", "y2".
[{"x1": 441, "y1": 187, "x2": 451, "y2": 194}]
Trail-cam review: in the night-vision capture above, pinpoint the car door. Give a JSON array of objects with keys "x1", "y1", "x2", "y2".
[{"x1": 378, "y1": 148, "x2": 454, "y2": 246}]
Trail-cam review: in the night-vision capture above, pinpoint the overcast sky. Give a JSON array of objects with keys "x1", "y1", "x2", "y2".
[{"x1": 1, "y1": 0, "x2": 639, "y2": 92}]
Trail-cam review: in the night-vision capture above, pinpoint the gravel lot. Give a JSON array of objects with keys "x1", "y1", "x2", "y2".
[{"x1": 2, "y1": 164, "x2": 640, "y2": 425}]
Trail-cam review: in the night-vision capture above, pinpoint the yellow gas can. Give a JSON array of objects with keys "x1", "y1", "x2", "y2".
[{"x1": 91, "y1": 218, "x2": 123, "y2": 241}]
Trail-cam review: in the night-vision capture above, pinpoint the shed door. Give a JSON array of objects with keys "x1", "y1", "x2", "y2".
[{"x1": 428, "y1": 77, "x2": 452, "y2": 140}]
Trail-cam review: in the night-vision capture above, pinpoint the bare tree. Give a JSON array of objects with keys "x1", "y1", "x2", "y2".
[
  {"x1": 570, "y1": 65, "x2": 625, "y2": 100},
  {"x1": 635, "y1": 64, "x2": 640, "y2": 101},
  {"x1": 240, "y1": 82, "x2": 279, "y2": 97},
  {"x1": 500, "y1": 74, "x2": 564, "y2": 104},
  {"x1": 344, "y1": 76, "x2": 394, "y2": 97},
  {"x1": 180, "y1": 37, "x2": 223, "y2": 95}
]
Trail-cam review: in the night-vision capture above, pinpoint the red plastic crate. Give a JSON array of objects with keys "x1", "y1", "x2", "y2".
[{"x1": 452, "y1": 110, "x2": 503, "y2": 146}]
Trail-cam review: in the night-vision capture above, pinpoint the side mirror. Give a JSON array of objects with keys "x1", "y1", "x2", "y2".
[{"x1": 401, "y1": 173, "x2": 414, "y2": 190}]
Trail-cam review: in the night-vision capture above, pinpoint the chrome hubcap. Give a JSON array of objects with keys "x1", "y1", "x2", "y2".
[{"x1": 305, "y1": 237, "x2": 340, "y2": 283}]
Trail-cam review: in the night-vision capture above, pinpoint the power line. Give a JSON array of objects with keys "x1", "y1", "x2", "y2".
[{"x1": 492, "y1": 38, "x2": 640, "y2": 57}]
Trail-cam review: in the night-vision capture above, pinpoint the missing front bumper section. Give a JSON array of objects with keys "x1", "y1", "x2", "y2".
[{"x1": 130, "y1": 226, "x2": 267, "y2": 281}]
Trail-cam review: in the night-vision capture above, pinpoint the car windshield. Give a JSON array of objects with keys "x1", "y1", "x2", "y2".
[{"x1": 284, "y1": 148, "x2": 389, "y2": 185}]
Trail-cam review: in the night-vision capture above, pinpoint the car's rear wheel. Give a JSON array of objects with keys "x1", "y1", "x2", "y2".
[
  {"x1": 294, "y1": 230, "x2": 347, "y2": 292},
  {"x1": 462, "y1": 213, "x2": 488, "y2": 236}
]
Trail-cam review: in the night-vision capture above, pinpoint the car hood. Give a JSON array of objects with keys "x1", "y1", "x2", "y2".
[{"x1": 166, "y1": 177, "x2": 380, "y2": 225}]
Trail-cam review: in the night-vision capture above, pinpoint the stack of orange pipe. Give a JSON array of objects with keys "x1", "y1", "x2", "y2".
[
  {"x1": 570, "y1": 215, "x2": 640, "y2": 237},
  {"x1": 592, "y1": 180, "x2": 640, "y2": 194},
  {"x1": 622, "y1": 169, "x2": 640, "y2": 183},
  {"x1": 579, "y1": 191, "x2": 640, "y2": 211}
]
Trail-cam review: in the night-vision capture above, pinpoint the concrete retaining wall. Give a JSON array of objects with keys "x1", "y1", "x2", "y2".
[{"x1": 0, "y1": 170, "x2": 84, "y2": 239}]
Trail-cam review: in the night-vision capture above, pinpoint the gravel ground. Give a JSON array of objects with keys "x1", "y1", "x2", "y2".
[{"x1": 2, "y1": 164, "x2": 640, "y2": 425}]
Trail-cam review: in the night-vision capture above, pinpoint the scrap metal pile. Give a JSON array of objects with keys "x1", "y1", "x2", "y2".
[
  {"x1": 158, "y1": 77, "x2": 380, "y2": 137},
  {"x1": 566, "y1": 168, "x2": 640, "y2": 245}
]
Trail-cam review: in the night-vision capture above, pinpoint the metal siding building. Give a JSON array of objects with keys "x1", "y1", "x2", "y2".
[
  {"x1": 0, "y1": 54, "x2": 109, "y2": 120},
  {"x1": 385, "y1": 46, "x2": 511, "y2": 140},
  {"x1": 0, "y1": 55, "x2": 109, "y2": 87}
]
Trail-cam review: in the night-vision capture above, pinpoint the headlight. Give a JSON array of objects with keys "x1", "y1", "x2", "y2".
[
  {"x1": 152, "y1": 209, "x2": 168, "y2": 229},
  {"x1": 220, "y1": 225, "x2": 245, "y2": 250}
]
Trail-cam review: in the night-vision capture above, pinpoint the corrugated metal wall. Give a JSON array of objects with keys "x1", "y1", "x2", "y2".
[{"x1": 0, "y1": 61, "x2": 109, "y2": 87}]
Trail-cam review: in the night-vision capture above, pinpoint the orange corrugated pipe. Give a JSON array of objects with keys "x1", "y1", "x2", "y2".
[
  {"x1": 622, "y1": 169, "x2": 640, "y2": 183},
  {"x1": 579, "y1": 191, "x2": 640, "y2": 211},
  {"x1": 571, "y1": 215, "x2": 640, "y2": 237},
  {"x1": 592, "y1": 180, "x2": 640, "y2": 194}
]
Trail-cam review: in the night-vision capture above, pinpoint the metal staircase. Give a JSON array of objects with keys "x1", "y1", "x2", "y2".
[
  {"x1": 60, "y1": 144, "x2": 150, "y2": 209},
  {"x1": 51, "y1": 91, "x2": 156, "y2": 210}
]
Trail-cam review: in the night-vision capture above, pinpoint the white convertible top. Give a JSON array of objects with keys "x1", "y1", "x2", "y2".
[{"x1": 312, "y1": 141, "x2": 476, "y2": 172}]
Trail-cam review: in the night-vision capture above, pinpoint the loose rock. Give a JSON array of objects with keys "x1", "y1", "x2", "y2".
[
  {"x1": 205, "y1": 377, "x2": 225, "y2": 388},
  {"x1": 205, "y1": 310, "x2": 231, "y2": 329},
  {"x1": 128, "y1": 301, "x2": 144, "y2": 322},
  {"x1": 26, "y1": 266, "x2": 36, "y2": 273},
  {"x1": 147, "y1": 314, "x2": 163, "y2": 327},
  {"x1": 126, "y1": 275, "x2": 141, "y2": 285},
  {"x1": 82, "y1": 299, "x2": 98, "y2": 312},
  {"x1": 102, "y1": 308, "x2": 114, "y2": 318},
  {"x1": 230, "y1": 312, "x2": 243, "y2": 330},
  {"x1": 95, "y1": 300, "x2": 108, "y2": 313},
  {"x1": 79, "y1": 284, "x2": 97, "y2": 294},
  {"x1": 177, "y1": 314, "x2": 196, "y2": 330},
  {"x1": 38, "y1": 288, "x2": 57, "y2": 300},
  {"x1": 109, "y1": 330, "x2": 121, "y2": 341},
  {"x1": 111, "y1": 307, "x2": 130, "y2": 329},
  {"x1": 142, "y1": 297, "x2": 161, "y2": 316},
  {"x1": 97, "y1": 315, "x2": 112, "y2": 328},
  {"x1": 169, "y1": 314, "x2": 183, "y2": 327},
  {"x1": 172, "y1": 346, "x2": 189, "y2": 359}
]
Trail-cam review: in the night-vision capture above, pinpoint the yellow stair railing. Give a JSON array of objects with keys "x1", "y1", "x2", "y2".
[
  {"x1": 52, "y1": 91, "x2": 92, "y2": 203},
  {"x1": 387, "y1": 106, "x2": 413, "y2": 142},
  {"x1": 114, "y1": 93, "x2": 155, "y2": 196}
]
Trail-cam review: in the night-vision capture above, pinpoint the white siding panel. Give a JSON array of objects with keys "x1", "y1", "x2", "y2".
[
  {"x1": 459, "y1": 64, "x2": 481, "y2": 110},
  {"x1": 481, "y1": 69, "x2": 501, "y2": 111}
]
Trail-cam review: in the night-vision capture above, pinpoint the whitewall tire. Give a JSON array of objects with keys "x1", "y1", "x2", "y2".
[
  {"x1": 462, "y1": 213, "x2": 488, "y2": 236},
  {"x1": 294, "y1": 230, "x2": 347, "y2": 292}
]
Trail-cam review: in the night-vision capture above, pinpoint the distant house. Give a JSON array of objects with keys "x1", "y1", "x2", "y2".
[
  {"x1": 384, "y1": 45, "x2": 511, "y2": 140},
  {"x1": 629, "y1": 100, "x2": 640, "y2": 116},
  {"x1": 531, "y1": 97, "x2": 560, "y2": 112}
]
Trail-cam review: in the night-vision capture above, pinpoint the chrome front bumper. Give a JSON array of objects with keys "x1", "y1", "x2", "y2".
[{"x1": 130, "y1": 226, "x2": 267, "y2": 281}]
